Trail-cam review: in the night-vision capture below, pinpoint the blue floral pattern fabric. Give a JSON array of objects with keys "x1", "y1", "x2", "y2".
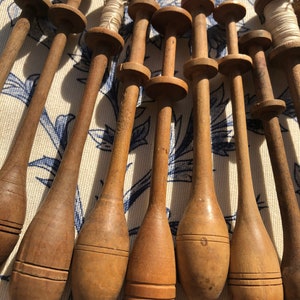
[{"x1": 0, "y1": 0, "x2": 299, "y2": 299}]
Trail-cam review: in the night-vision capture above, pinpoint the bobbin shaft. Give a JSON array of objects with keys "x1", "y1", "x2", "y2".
[
  {"x1": 7, "y1": 0, "x2": 86, "y2": 298},
  {"x1": 124, "y1": 6, "x2": 191, "y2": 300},
  {"x1": 0, "y1": 0, "x2": 50, "y2": 93},
  {"x1": 0, "y1": 18, "x2": 83, "y2": 267},
  {"x1": 214, "y1": 1, "x2": 283, "y2": 299},
  {"x1": 71, "y1": 1, "x2": 157, "y2": 299},
  {"x1": 240, "y1": 29, "x2": 300, "y2": 300},
  {"x1": 175, "y1": 0, "x2": 229, "y2": 299}
]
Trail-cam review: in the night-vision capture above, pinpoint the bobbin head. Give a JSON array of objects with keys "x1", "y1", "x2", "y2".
[
  {"x1": 213, "y1": 0, "x2": 246, "y2": 24},
  {"x1": 239, "y1": 30, "x2": 272, "y2": 53},
  {"x1": 15, "y1": 0, "x2": 51, "y2": 17},
  {"x1": 181, "y1": 0, "x2": 215, "y2": 17},
  {"x1": 85, "y1": 27, "x2": 124, "y2": 56},
  {"x1": 48, "y1": 3, "x2": 87, "y2": 34},
  {"x1": 184, "y1": 57, "x2": 218, "y2": 80},
  {"x1": 145, "y1": 76, "x2": 188, "y2": 102},
  {"x1": 151, "y1": 6, "x2": 192, "y2": 36},
  {"x1": 128, "y1": 0, "x2": 159, "y2": 20}
]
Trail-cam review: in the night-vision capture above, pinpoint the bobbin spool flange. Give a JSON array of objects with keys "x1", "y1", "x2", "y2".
[
  {"x1": 48, "y1": 3, "x2": 87, "y2": 33},
  {"x1": 184, "y1": 57, "x2": 218, "y2": 80},
  {"x1": 85, "y1": 27, "x2": 124, "y2": 56},
  {"x1": 239, "y1": 30, "x2": 286, "y2": 120},
  {"x1": 145, "y1": 76, "x2": 189, "y2": 101},
  {"x1": 182, "y1": 0, "x2": 214, "y2": 17},
  {"x1": 151, "y1": 6, "x2": 192, "y2": 37},
  {"x1": 213, "y1": 0, "x2": 247, "y2": 23},
  {"x1": 15, "y1": 0, "x2": 51, "y2": 17},
  {"x1": 128, "y1": 0, "x2": 159, "y2": 20},
  {"x1": 117, "y1": 62, "x2": 151, "y2": 85}
]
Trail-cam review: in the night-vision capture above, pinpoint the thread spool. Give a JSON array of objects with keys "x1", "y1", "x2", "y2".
[
  {"x1": 175, "y1": 0, "x2": 230, "y2": 299},
  {"x1": 255, "y1": 0, "x2": 300, "y2": 127},
  {"x1": 124, "y1": 6, "x2": 191, "y2": 300},
  {"x1": 71, "y1": 1, "x2": 160, "y2": 299},
  {"x1": 213, "y1": 1, "x2": 284, "y2": 299},
  {"x1": 239, "y1": 29, "x2": 300, "y2": 300},
  {"x1": 7, "y1": 0, "x2": 86, "y2": 298},
  {"x1": 0, "y1": 0, "x2": 51, "y2": 93}
]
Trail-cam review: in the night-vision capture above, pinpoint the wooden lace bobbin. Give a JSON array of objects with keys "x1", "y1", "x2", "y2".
[
  {"x1": 255, "y1": 0, "x2": 300, "y2": 127},
  {"x1": 124, "y1": 6, "x2": 191, "y2": 300},
  {"x1": 5, "y1": 1, "x2": 86, "y2": 299},
  {"x1": 0, "y1": 0, "x2": 50, "y2": 93},
  {"x1": 239, "y1": 29, "x2": 300, "y2": 300},
  {"x1": 175, "y1": 0, "x2": 230, "y2": 299},
  {"x1": 0, "y1": 0, "x2": 86, "y2": 269},
  {"x1": 71, "y1": 1, "x2": 159, "y2": 299},
  {"x1": 213, "y1": 1, "x2": 284, "y2": 299}
]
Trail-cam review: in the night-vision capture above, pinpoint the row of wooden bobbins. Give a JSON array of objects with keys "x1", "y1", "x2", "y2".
[{"x1": 0, "y1": 0, "x2": 300, "y2": 299}]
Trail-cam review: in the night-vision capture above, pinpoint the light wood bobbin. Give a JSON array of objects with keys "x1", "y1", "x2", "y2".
[
  {"x1": 7, "y1": 0, "x2": 87, "y2": 299},
  {"x1": 124, "y1": 5, "x2": 191, "y2": 300},
  {"x1": 0, "y1": 0, "x2": 50, "y2": 96},
  {"x1": 214, "y1": 1, "x2": 284, "y2": 299},
  {"x1": 239, "y1": 29, "x2": 300, "y2": 300},
  {"x1": 0, "y1": 0, "x2": 86, "y2": 271},
  {"x1": 255, "y1": 0, "x2": 300, "y2": 127},
  {"x1": 71, "y1": 1, "x2": 158, "y2": 300},
  {"x1": 176, "y1": 0, "x2": 230, "y2": 299}
]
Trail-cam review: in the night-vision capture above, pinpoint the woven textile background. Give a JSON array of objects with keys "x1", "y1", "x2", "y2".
[{"x1": 0, "y1": 0, "x2": 299, "y2": 299}]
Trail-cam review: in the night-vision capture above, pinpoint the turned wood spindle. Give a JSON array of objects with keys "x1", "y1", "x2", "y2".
[
  {"x1": 213, "y1": 1, "x2": 284, "y2": 299},
  {"x1": 239, "y1": 29, "x2": 300, "y2": 300},
  {"x1": 124, "y1": 6, "x2": 191, "y2": 300},
  {"x1": 9, "y1": 1, "x2": 124, "y2": 299},
  {"x1": 6, "y1": 1, "x2": 86, "y2": 299},
  {"x1": 0, "y1": 0, "x2": 50, "y2": 93},
  {"x1": 175, "y1": 0, "x2": 230, "y2": 299},
  {"x1": 0, "y1": 0, "x2": 86, "y2": 268},
  {"x1": 71, "y1": 0, "x2": 159, "y2": 299},
  {"x1": 255, "y1": 0, "x2": 300, "y2": 127}
]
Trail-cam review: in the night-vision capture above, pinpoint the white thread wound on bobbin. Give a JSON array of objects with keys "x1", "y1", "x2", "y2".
[
  {"x1": 99, "y1": 0, "x2": 126, "y2": 32},
  {"x1": 264, "y1": 0, "x2": 300, "y2": 47}
]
